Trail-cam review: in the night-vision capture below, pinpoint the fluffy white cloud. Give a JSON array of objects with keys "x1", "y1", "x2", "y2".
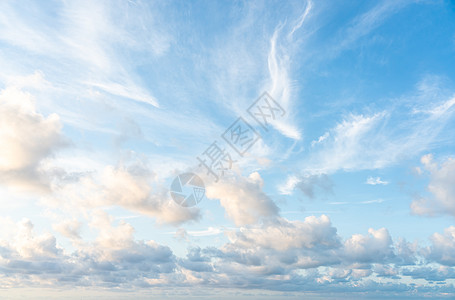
[
  {"x1": 0, "y1": 86, "x2": 64, "y2": 191},
  {"x1": 1, "y1": 215, "x2": 455, "y2": 294},
  {"x1": 225, "y1": 215, "x2": 339, "y2": 252},
  {"x1": 205, "y1": 172, "x2": 279, "y2": 226},
  {"x1": 177, "y1": 215, "x2": 342, "y2": 280},
  {"x1": 411, "y1": 154, "x2": 455, "y2": 216},
  {"x1": 343, "y1": 228, "x2": 394, "y2": 263},
  {"x1": 1, "y1": 219, "x2": 62, "y2": 260},
  {"x1": 0, "y1": 215, "x2": 176, "y2": 288},
  {"x1": 46, "y1": 164, "x2": 201, "y2": 225},
  {"x1": 192, "y1": 219, "x2": 421, "y2": 284},
  {"x1": 424, "y1": 226, "x2": 455, "y2": 266},
  {"x1": 52, "y1": 219, "x2": 81, "y2": 240}
]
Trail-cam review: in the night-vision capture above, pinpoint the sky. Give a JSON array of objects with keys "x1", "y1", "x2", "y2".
[{"x1": 0, "y1": 0, "x2": 455, "y2": 299}]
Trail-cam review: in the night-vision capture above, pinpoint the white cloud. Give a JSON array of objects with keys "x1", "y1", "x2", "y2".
[
  {"x1": 0, "y1": 2, "x2": 56, "y2": 54},
  {"x1": 360, "y1": 199, "x2": 385, "y2": 204},
  {"x1": 287, "y1": 0, "x2": 313, "y2": 40},
  {"x1": 278, "y1": 175, "x2": 300, "y2": 195},
  {"x1": 264, "y1": 26, "x2": 302, "y2": 140},
  {"x1": 411, "y1": 154, "x2": 455, "y2": 216},
  {"x1": 3, "y1": 71, "x2": 51, "y2": 90},
  {"x1": 45, "y1": 164, "x2": 201, "y2": 226},
  {"x1": 0, "y1": 215, "x2": 177, "y2": 288},
  {"x1": 0, "y1": 86, "x2": 65, "y2": 191},
  {"x1": 177, "y1": 217, "x2": 423, "y2": 289},
  {"x1": 52, "y1": 219, "x2": 81, "y2": 240},
  {"x1": 332, "y1": 0, "x2": 411, "y2": 56},
  {"x1": 87, "y1": 81, "x2": 159, "y2": 108},
  {"x1": 205, "y1": 172, "x2": 279, "y2": 226},
  {"x1": 0, "y1": 1, "x2": 165, "y2": 108},
  {"x1": 414, "y1": 94, "x2": 455, "y2": 118},
  {"x1": 1, "y1": 1, "x2": 455, "y2": 296},
  {"x1": 279, "y1": 173, "x2": 333, "y2": 197},
  {"x1": 425, "y1": 226, "x2": 455, "y2": 266},
  {"x1": 343, "y1": 228, "x2": 394, "y2": 263},
  {"x1": 0, "y1": 218, "x2": 61, "y2": 262},
  {"x1": 305, "y1": 113, "x2": 387, "y2": 173},
  {"x1": 293, "y1": 89, "x2": 455, "y2": 181},
  {"x1": 226, "y1": 215, "x2": 340, "y2": 252},
  {"x1": 1, "y1": 214, "x2": 453, "y2": 293},
  {"x1": 366, "y1": 176, "x2": 388, "y2": 185},
  {"x1": 311, "y1": 132, "x2": 330, "y2": 147},
  {"x1": 166, "y1": 227, "x2": 224, "y2": 237},
  {"x1": 186, "y1": 227, "x2": 223, "y2": 237}
]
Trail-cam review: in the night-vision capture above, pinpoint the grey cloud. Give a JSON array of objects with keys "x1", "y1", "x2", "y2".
[{"x1": 297, "y1": 174, "x2": 333, "y2": 199}]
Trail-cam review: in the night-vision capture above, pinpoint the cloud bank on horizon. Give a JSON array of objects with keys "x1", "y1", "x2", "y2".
[{"x1": 1, "y1": 0, "x2": 455, "y2": 299}]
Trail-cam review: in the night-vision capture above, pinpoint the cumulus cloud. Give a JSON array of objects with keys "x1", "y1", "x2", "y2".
[
  {"x1": 205, "y1": 172, "x2": 279, "y2": 226},
  {"x1": 85, "y1": 211, "x2": 175, "y2": 270},
  {"x1": 173, "y1": 217, "x2": 442, "y2": 293},
  {"x1": 225, "y1": 215, "x2": 340, "y2": 252},
  {"x1": 0, "y1": 86, "x2": 65, "y2": 191},
  {"x1": 343, "y1": 228, "x2": 394, "y2": 263},
  {"x1": 4, "y1": 218, "x2": 62, "y2": 259},
  {"x1": 183, "y1": 215, "x2": 342, "y2": 279},
  {"x1": 178, "y1": 216, "x2": 420, "y2": 284},
  {"x1": 52, "y1": 219, "x2": 81, "y2": 240},
  {"x1": 424, "y1": 226, "x2": 455, "y2": 266},
  {"x1": 2, "y1": 215, "x2": 455, "y2": 293},
  {"x1": 411, "y1": 154, "x2": 455, "y2": 217},
  {"x1": 45, "y1": 164, "x2": 201, "y2": 226},
  {"x1": 0, "y1": 215, "x2": 176, "y2": 288}
]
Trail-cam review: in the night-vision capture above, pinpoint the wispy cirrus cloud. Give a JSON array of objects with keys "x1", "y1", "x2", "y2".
[
  {"x1": 282, "y1": 85, "x2": 455, "y2": 195},
  {"x1": 0, "y1": 0, "x2": 165, "y2": 108}
]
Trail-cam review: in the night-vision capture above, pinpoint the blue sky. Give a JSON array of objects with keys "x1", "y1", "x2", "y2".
[{"x1": 1, "y1": 0, "x2": 455, "y2": 299}]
